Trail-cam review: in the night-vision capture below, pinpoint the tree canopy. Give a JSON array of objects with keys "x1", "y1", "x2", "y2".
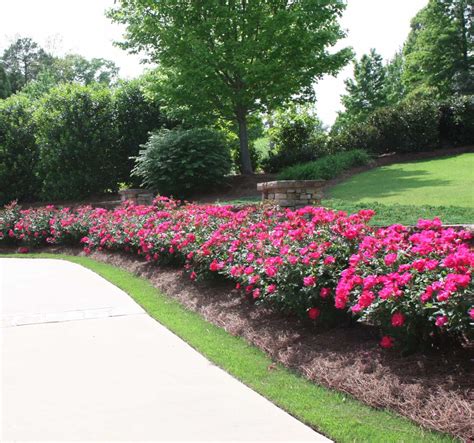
[
  {"x1": 108, "y1": 0, "x2": 352, "y2": 173},
  {"x1": 51, "y1": 54, "x2": 119, "y2": 86},
  {"x1": 1, "y1": 37, "x2": 54, "y2": 93},
  {"x1": 1, "y1": 38, "x2": 120, "y2": 98},
  {"x1": 0, "y1": 64, "x2": 11, "y2": 99},
  {"x1": 339, "y1": 49, "x2": 388, "y2": 124},
  {"x1": 403, "y1": 0, "x2": 473, "y2": 98}
]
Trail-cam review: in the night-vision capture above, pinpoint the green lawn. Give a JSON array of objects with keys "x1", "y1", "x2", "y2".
[
  {"x1": 329, "y1": 153, "x2": 474, "y2": 208},
  {"x1": 1, "y1": 253, "x2": 456, "y2": 443}
]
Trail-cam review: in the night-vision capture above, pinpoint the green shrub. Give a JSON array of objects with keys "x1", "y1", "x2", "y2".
[
  {"x1": 278, "y1": 150, "x2": 371, "y2": 181},
  {"x1": 0, "y1": 94, "x2": 39, "y2": 204},
  {"x1": 329, "y1": 99, "x2": 440, "y2": 154},
  {"x1": 264, "y1": 107, "x2": 329, "y2": 172},
  {"x1": 35, "y1": 84, "x2": 119, "y2": 200},
  {"x1": 377, "y1": 99, "x2": 440, "y2": 153},
  {"x1": 329, "y1": 122, "x2": 378, "y2": 153},
  {"x1": 132, "y1": 128, "x2": 232, "y2": 197},
  {"x1": 114, "y1": 79, "x2": 172, "y2": 185},
  {"x1": 439, "y1": 95, "x2": 474, "y2": 146}
]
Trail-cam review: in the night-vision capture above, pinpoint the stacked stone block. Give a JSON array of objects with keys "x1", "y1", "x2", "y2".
[
  {"x1": 257, "y1": 180, "x2": 325, "y2": 208},
  {"x1": 118, "y1": 189, "x2": 154, "y2": 205}
]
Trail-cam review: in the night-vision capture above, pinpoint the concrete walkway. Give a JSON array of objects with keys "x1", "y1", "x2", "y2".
[{"x1": 1, "y1": 258, "x2": 329, "y2": 442}]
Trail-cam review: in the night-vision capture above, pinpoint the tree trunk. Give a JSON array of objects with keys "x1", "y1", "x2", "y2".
[{"x1": 236, "y1": 110, "x2": 253, "y2": 175}]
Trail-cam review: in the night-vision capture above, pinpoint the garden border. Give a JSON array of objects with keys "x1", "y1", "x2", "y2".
[{"x1": 0, "y1": 252, "x2": 456, "y2": 443}]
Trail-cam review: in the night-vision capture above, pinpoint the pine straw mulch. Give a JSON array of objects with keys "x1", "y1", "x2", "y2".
[{"x1": 23, "y1": 247, "x2": 474, "y2": 440}]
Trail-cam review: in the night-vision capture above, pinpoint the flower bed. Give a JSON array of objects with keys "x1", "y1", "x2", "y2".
[{"x1": 1, "y1": 198, "x2": 472, "y2": 350}]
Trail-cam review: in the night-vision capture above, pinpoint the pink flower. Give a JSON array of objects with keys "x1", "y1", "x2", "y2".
[
  {"x1": 209, "y1": 260, "x2": 224, "y2": 272},
  {"x1": 267, "y1": 284, "x2": 277, "y2": 294},
  {"x1": 324, "y1": 255, "x2": 335, "y2": 265},
  {"x1": 391, "y1": 312, "x2": 405, "y2": 327},
  {"x1": 380, "y1": 336, "x2": 394, "y2": 349},
  {"x1": 320, "y1": 287, "x2": 331, "y2": 298},
  {"x1": 18, "y1": 246, "x2": 29, "y2": 254},
  {"x1": 307, "y1": 307, "x2": 320, "y2": 320},
  {"x1": 435, "y1": 315, "x2": 448, "y2": 327},
  {"x1": 469, "y1": 308, "x2": 474, "y2": 320},
  {"x1": 384, "y1": 253, "x2": 397, "y2": 266},
  {"x1": 303, "y1": 275, "x2": 317, "y2": 287},
  {"x1": 252, "y1": 288, "x2": 261, "y2": 299},
  {"x1": 265, "y1": 265, "x2": 277, "y2": 277}
]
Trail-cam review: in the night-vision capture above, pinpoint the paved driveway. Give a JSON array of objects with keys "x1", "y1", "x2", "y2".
[{"x1": 1, "y1": 258, "x2": 328, "y2": 442}]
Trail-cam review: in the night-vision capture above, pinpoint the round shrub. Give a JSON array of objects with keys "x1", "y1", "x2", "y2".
[
  {"x1": 0, "y1": 94, "x2": 40, "y2": 204},
  {"x1": 132, "y1": 128, "x2": 232, "y2": 197},
  {"x1": 35, "y1": 84, "x2": 119, "y2": 200}
]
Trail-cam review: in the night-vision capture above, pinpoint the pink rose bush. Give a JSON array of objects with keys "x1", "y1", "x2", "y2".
[
  {"x1": 336, "y1": 218, "x2": 473, "y2": 348},
  {"x1": 1, "y1": 198, "x2": 472, "y2": 349}
]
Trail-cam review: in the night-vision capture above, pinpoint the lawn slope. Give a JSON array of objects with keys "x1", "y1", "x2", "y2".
[{"x1": 329, "y1": 153, "x2": 474, "y2": 208}]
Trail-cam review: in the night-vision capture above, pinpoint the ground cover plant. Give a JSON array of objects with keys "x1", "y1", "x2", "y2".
[
  {"x1": 278, "y1": 149, "x2": 371, "y2": 181},
  {"x1": 1, "y1": 198, "x2": 472, "y2": 352}
]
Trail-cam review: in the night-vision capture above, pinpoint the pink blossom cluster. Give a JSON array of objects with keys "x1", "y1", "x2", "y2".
[{"x1": 1, "y1": 199, "x2": 472, "y2": 349}]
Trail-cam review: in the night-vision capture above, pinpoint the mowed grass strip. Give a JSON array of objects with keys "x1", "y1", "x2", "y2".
[
  {"x1": 2, "y1": 253, "x2": 458, "y2": 443},
  {"x1": 322, "y1": 200, "x2": 474, "y2": 226},
  {"x1": 329, "y1": 153, "x2": 474, "y2": 208}
]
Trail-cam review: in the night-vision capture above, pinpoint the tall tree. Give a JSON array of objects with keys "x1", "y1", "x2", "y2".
[
  {"x1": 0, "y1": 64, "x2": 11, "y2": 99},
  {"x1": 403, "y1": 0, "x2": 473, "y2": 97},
  {"x1": 108, "y1": 0, "x2": 351, "y2": 174},
  {"x1": 384, "y1": 51, "x2": 406, "y2": 105},
  {"x1": 1, "y1": 37, "x2": 54, "y2": 93},
  {"x1": 339, "y1": 49, "x2": 388, "y2": 124}
]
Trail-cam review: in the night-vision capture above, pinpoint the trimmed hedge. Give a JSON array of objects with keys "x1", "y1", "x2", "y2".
[
  {"x1": 0, "y1": 94, "x2": 39, "y2": 204},
  {"x1": 278, "y1": 150, "x2": 371, "y2": 181},
  {"x1": 35, "y1": 84, "x2": 119, "y2": 200},
  {"x1": 330, "y1": 96, "x2": 474, "y2": 154}
]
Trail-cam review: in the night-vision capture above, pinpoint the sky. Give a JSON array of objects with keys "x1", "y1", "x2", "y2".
[{"x1": 0, "y1": 0, "x2": 428, "y2": 126}]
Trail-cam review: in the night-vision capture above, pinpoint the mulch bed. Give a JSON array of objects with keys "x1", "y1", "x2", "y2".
[{"x1": 18, "y1": 246, "x2": 472, "y2": 440}]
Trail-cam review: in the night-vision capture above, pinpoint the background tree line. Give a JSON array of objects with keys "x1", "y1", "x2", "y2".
[
  {"x1": 0, "y1": 0, "x2": 472, "y2": 204},
  {"x1": 334, "y1": 0, "x2": 472, "y2": 130}
]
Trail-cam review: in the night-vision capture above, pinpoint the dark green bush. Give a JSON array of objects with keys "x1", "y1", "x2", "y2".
[
  {"x1": 329, "y1": 122, "x2": 378, "y2": 153},
  {"x1": 114, "y1": 80, "x2": 172, "y2": 185},
  {"x1": 439, "y1": 95, "x2": 474, "y2": 146},
  {"x1": 263, "y1": 107, "x2": 329, "y2": 172},
  {"x1": 329, "y1": 99, "x2": 440, "y2": 154},
  {"x1": 278, "y1": 149, "x2": 371, "y2": 181},
  {"x1": 35, "y1": 84, "x2": 119, "y2": 200},
  {"x1": 0, "y1": 94, "x2": 39, "y2": 204},
  {"x1": 132, "y1": 128, "x2": 232, "y2": 197}
]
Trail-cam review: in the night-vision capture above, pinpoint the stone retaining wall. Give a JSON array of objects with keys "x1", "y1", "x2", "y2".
[
  {"x1": 257, "y1": 180, "x2": 325, "y2": 208},
  {"x1": 118, "y1": 189, "x2": 154, "y2": 205}
]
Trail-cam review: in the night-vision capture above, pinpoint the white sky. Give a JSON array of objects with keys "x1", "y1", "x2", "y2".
[{"x1": 0, "y1": 0, "x2": 428, "y2": 126}]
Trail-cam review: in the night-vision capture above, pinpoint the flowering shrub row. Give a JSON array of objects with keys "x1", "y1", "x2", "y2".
[{"x1": 1, "y1": 198, "x2": 472, "y2": 350}]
